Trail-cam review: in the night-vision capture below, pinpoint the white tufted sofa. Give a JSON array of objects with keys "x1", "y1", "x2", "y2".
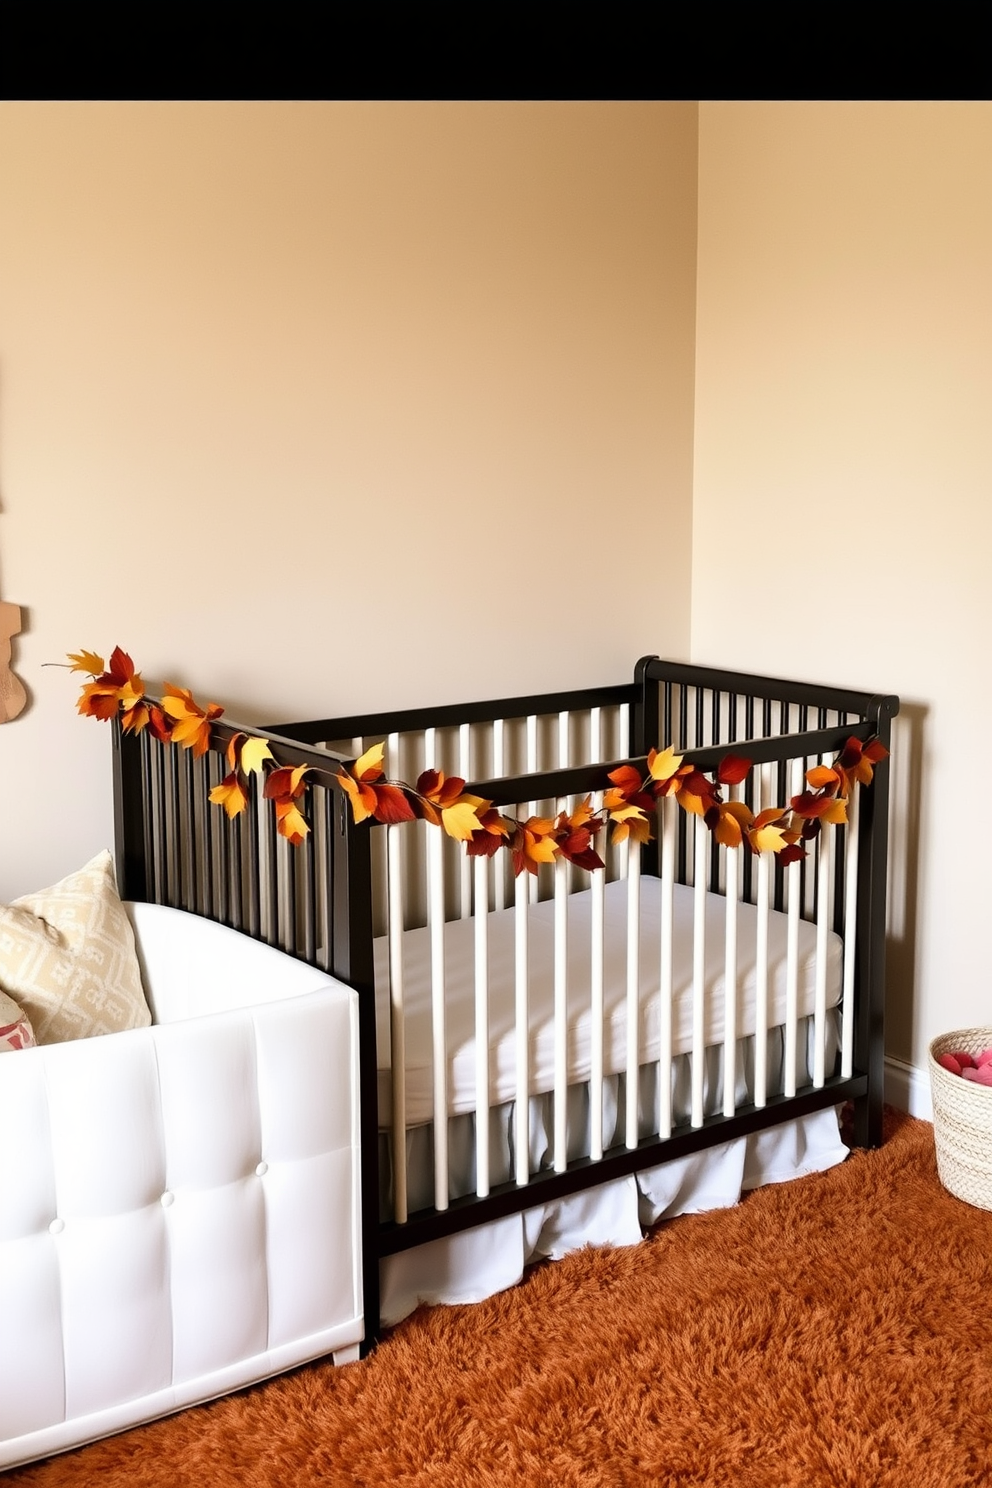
[{"x1": 0, "y1": 903, "x2": 363, "y2": 1472}]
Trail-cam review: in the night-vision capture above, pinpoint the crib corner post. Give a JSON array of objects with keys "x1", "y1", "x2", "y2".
[
  {"x1": 112, "y1": 716, "x2": 149, "y2": 903},
  {"x1": 852, "y1": 693, "x2": 899, "y2": 1150},
  {"x1": 330, "y1": 793, "x2": 382, "y2": 1354}
]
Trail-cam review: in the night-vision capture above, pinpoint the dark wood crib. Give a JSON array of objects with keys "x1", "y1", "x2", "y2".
[{"x1": 113, "y1": 655, "x2": 899, "y2": 1351}]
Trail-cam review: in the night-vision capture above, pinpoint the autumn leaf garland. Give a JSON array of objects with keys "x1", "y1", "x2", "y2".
[{"x1": 69, "y1": 647, "x2": 888, "y2": 868}]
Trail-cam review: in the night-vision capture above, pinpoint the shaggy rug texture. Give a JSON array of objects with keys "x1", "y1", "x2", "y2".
[{"x1": 8, "y1": 1110, "x2": 992, "y2": 1487}]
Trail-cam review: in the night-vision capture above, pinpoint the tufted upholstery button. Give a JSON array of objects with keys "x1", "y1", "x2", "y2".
[
  {"x1": 161, "y1": 1190, "x2": 175, "y2": 1208},
  {"x1": 255, "y1": 1161, "x2": 268, "y2": 1177},
  {"x1": 49, "y1": 1218, "x2": 64, "y2": 1235}
]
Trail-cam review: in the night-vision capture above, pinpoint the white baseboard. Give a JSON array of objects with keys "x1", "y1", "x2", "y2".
[{"x1": 884, "y1": 1056, "x2": 932, "y2": 1121}]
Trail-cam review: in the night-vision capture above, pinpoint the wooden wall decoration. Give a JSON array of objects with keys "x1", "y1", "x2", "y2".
[{"x1": 0, "y1": 601, "x2": 26, "y2": 722}]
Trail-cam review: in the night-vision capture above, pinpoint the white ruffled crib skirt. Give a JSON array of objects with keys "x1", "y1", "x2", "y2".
[{"x1": 379, "y1": 1013, "x2": 847, "y2": 1325}]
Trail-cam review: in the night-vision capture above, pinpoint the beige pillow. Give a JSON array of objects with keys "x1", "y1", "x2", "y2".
[
  {"x1": 0, "y1": 988, "x2": 35, "y2": 1051},
  {"x1": 0, "y1": 851, "x2": 151, "y2": 1044}
]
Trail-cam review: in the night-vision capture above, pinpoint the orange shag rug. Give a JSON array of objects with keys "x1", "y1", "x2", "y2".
[{"x1": 8, "y1": 1111, "x2": 992, "y2": 1487}]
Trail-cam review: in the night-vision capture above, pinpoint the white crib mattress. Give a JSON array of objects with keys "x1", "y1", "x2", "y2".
[{"x1": 374, "y1": 877, "x2": 842, "y2": 1127}]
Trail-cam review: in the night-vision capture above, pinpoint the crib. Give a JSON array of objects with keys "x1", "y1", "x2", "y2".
[{"x1": 111, "y1": 653, "x2": 898, "y2": 1354}]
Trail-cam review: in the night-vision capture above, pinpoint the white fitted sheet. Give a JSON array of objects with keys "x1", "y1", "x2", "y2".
[{"x1": 374, "y1": 877, "x2": 842, "y2": 1126}]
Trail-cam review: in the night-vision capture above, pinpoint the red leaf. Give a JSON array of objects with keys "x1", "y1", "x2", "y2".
[
  {"x1": 680, "y1": 769, "x2": 716, "y2": 799},
  {"x1": 371, "y1": 784, "x2": 416, "y2": 824},
  {"x1": 148, "y1": 704, "x2": 173, "y2": 742},
  {"x1": 107, "y1": 646, "x2": 137, "y2": 686},
  {"x1": 466, "y1": 830, "x2": 505, "y2": 859},
  {"x1": 717, "y1": 753, "x2": 752, "y2": 786},
  {"x1": 778, "y1": 843, "x2": 808, "y2": 865}
]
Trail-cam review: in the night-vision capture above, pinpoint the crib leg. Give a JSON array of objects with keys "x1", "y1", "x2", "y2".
[
  {"x1": 333, "y1": 1343, "x2": 362, "y2": 1366},
  {"x1": 851, "y1": 1088, "x2": 884, "y2": 1149}
]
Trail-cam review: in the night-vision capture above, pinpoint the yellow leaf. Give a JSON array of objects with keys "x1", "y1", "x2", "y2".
[
  {"x1": 753, "y1": 824, "x2": 787, "y2": 853},
  {"x1": 609, "y1": 804, "x2": 648, "y2": 824},
  {"x1": 240, "y1": 737, "x2": 274, "y2": 775},
  {"x1": 67, "y1": 650, "x2": 105, "y2": 675},
  {"x1": 441, "y1": 799, "x2": 488, "y2": 842},
  {"x1": 821, "y1": 798, "x2": 848, "y2": 826},
  {"x1": 648, "y1": 745, "x2": 684, "y2": 783},
  {"x1": 353, "y1": 741, "x2": 385, "y2": 781}
]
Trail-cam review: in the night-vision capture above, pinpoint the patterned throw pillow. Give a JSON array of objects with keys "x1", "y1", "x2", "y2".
[
  {"x1": 0, "y1": 988, "x2": 35, "y2": 1051},
  {"x1": 0, "y1": 851, "x2": 151, "y2": 1044}
]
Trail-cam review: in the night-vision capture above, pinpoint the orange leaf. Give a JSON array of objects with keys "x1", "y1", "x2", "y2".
[
  {"x1": 806, "y1": 765, "x2": 841, "y2": 792},
  {"x1": 274, "y1": 799, "x2": 309, "y2": 846},
  {"x1": 161, "y1": 685, "x2": 223, "y2": 757},
  {"x1": 607, "y1": 764, "x2": 643, "y2": 799},
  {"x1": 120, "y1": 701, "x2": 150, "y2": 735},
  {"x1": 711, "y1": 808, "x2": 744, "y2": 849},
  {"x1": 77, "y1": 680, "x2": 124, "y2": 720},
  {"x1": 337, "y1": 768, "x2": 377, "y2": 824},
  {"x1": 210, "y1": 773, "x2": 249, "y2": 820},
  {"x1": 227, "y1": 731, "x2": 245, "y2": 770}
]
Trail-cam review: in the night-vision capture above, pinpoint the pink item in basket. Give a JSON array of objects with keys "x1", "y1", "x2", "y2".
[
  {"x1": 977, "y1": 1048, "x2": 992, "y2": 1068},
  {"x1": 962, "y1": 1064, "x2": 992, "y2": 1087}
]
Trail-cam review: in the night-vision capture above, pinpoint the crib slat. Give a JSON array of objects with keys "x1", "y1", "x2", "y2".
[
  {"x1": 527, "y1": 714, "x2": 539, "y2": 905},
  {"x1": 814, "y1": 807, "x2": 832, "y2": 1088},
  {"x1": 658, "y1": 793, "x2": 676, "y2": 1139},
  {"x1": 755, "y1": 850, "x2": 770, "y2": 1110},
  {"x1": 474, "y1": 854, "x2": 490, "y2": 1198},
  {"x1": 553, "y1": 850, "x2": 569, "y2": 1173},
  {"x1": 425, "y1": 729, "x2": 449, "y2": 1212},
  {"x1": 625, "y1": 841, "x2": 641, "y2": 1149},
  {"x1": 493, "y1": 718, "x2": 506, "y2": 913},
  {"x1": 460, "y1": 723, "x2": 472, "y2": 919},
  {"x1": 514, "y1": 865, "x2": 530, "y2": 1185},
  {"x1": 841, "y1": 789, "x2": 860, "y2": 1079},
  {"x1": 783, "y1": 757, "x2": 804, "y2": 1098},
  {"x1": 691, "y1": 816, "x2": 707, "y2": 1128},
  {"x1": 387, "y1": 823, "x2": 408, "y2": 1225},
  {"x1": 590, "y1": 853, "x2": 606, "y2": 1162},
  {"x1": 723, "y1": 844, "x2": 739, "y2": 1118}
]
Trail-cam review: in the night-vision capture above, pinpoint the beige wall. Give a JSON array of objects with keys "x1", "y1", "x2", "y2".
[
  {"x1": 0, "y1": 101, "x2": 698, "y2": 901},
  {"x1": 693, "y1": 102, "x2": 992, "y2": 1068}
]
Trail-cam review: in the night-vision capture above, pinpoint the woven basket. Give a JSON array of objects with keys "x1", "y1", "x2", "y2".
[{"x1": 929, "y1": 1026, "x2": 992, "y2": 1210}]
